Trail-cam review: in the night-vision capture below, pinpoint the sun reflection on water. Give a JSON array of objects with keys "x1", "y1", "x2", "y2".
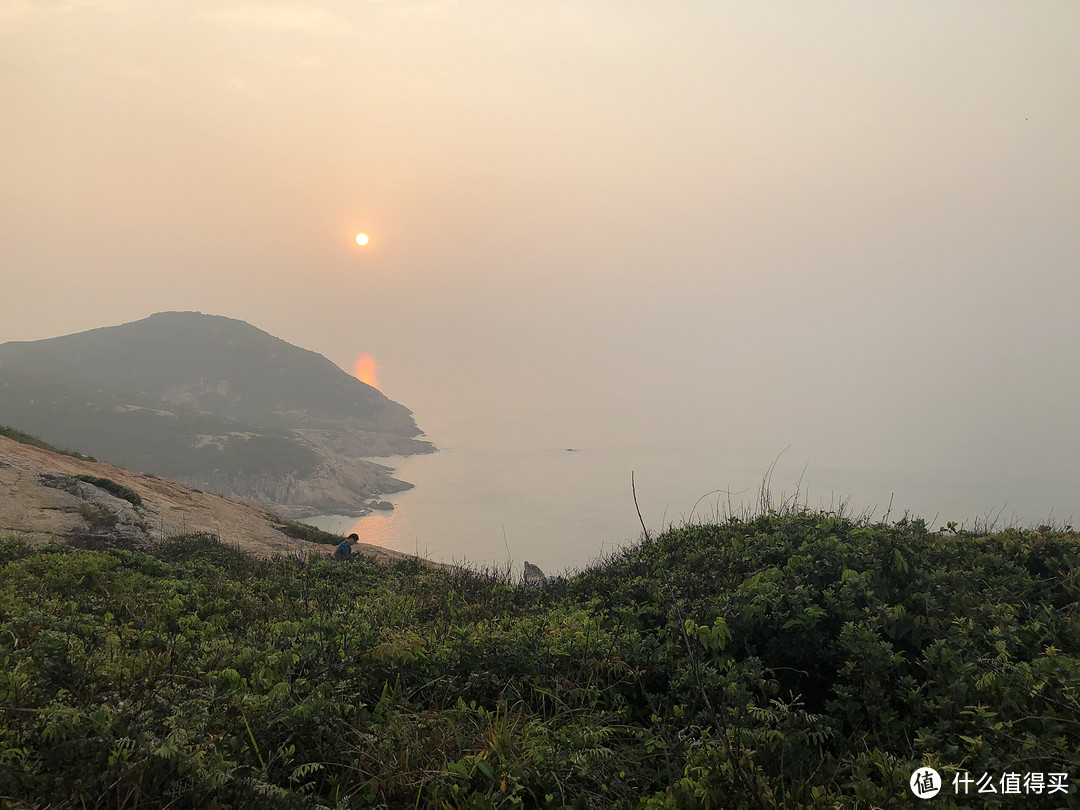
[
  {"x1": 338, "y1": 509, "x2": 429, "y2": 559},
  {"x1": 353, "y1": 354, "x2": 379, "y2": 389}
]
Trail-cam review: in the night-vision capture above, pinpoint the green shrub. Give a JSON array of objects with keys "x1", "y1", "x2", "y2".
[
  {"x1": 0, "y1": 514, "x2": 1077, "y2": 807},
  {"x1": 0, "y1": 424, "x2": 96, "y2": 461},
  {"x1": 269, "y1": 515, "x2": 345, "y2": 546},
  {"x1": 76, "y1": 501, "x2": 119, "y2": 530},
  {"x1": 73, "y1": 474, "x2": 142, "y2": 507},
  {"x1": 0, "y1": 534, "x2": 33, "y2": 565}
]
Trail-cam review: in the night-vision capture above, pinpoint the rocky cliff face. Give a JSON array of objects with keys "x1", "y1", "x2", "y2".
[{"x1": 0, "y1": 312, "x2": 434, "y2": 517}]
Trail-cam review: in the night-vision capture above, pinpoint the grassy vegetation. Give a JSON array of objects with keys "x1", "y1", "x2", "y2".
[
  {"x1": 73, "y1": 474, "x2": 143, "y2": 507},
  {"x1": 269, "y1": 515, "x2": 346, "y2": 546},
  {"x1": 0, "y1": 424, "x2": 96, "y2": 461},
  {"x1": 1, "y1": 512, "x2": 1078, "y2": 808},
  {"x1": 75, "y1": 501, "x2": 120, "y2": 531}
]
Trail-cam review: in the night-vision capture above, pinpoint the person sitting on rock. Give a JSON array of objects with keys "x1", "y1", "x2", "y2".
[{"x1": 334, "y1": 533, "x2": 360, "y2": 560}]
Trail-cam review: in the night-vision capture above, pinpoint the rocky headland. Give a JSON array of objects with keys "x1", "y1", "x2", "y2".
[{"x1": 0, "y1": 311, "x2": 434, "y2": 518}]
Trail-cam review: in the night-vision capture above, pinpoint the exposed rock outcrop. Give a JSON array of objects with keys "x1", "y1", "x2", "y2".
[
  {"x1": 523, "y1": 561, "x2": 548, "y2": 588},
  {"x1": 0, "y1": 435, "x2": 422, "y2": 564}
]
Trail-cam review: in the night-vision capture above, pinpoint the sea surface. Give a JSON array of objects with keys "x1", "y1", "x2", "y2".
[{"x1": 304, "y1": 443, "x2": 1046, "y2": 576}]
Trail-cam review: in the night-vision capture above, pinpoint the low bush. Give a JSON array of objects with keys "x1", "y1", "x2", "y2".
[
  {"x1": 0, "y1": 424, "x2": 96, "y2": 461},
  {"x1": 273, "y1": 518, "x2": 344, "y2": 546},
  {"x1": 73, "y1": 474, "x2": 143, "y2": 507},
  {"x1": 0, "y1": 514, "x2": 1076, "y2": 807}
]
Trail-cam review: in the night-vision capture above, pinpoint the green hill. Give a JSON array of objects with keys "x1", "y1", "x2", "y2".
[
  {"x1": 0, "y1": 311, "x2": 418, "y2": 435},
  {"x1": 1, "y1": 510, "x2": 1077, "y2": 807},
  {"x1": 0, "y1": 312, "x2": 433, "y2": 516}
]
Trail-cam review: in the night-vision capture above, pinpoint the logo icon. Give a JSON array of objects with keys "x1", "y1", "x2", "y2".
[{"x1": 910, "y1": 767, "x2": 942, "y2": 798}]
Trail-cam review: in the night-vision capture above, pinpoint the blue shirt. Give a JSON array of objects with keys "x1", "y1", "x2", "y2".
[{"x1": 333, "y1": 540, "x2": 354, "y2": 560}]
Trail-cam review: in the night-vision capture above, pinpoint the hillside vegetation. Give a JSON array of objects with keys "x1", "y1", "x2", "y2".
[
  {"x1": 1, "y1": 512, "x2": 1078, "y2": 808},
  {"x1": 0, "y1": 425, "x2": 96, "y2": 462}
]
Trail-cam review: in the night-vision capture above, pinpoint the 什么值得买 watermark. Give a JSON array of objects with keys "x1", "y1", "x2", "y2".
[{"x1": 910, "y1": 767, "x2": 1071, "y2": 799}]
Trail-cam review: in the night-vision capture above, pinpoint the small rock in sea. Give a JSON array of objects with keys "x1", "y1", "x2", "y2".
[
  {"x1": 370, "y1": 501, "x2": 394, "y2": 511},
  {"x1": 523, "y1": 561, "x2": 547, "y2": 588}
]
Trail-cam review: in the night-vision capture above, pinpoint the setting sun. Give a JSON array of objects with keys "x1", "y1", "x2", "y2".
[{"x1": 355, "y1": 233, "x2": 369, "y2": 246}]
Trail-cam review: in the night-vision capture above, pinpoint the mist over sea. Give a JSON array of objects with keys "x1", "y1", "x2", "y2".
[
  {"x1": 306, "y1": 439, "x2": 1066, "y2": 574},
  {"x1": 4, "y1": 1, "x2": 1078, "y2": 578}
]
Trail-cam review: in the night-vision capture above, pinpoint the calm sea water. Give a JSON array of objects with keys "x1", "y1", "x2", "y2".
[
  {"x1": 309, "y1": 446, "x2": 685, "y2": 575},
  {"x1": 304, "y1": 443, "x2": 1040, "y2": 575}
]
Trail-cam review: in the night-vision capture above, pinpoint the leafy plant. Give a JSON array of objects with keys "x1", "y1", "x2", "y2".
[{"x1": 0, "y1": 514, "x2": 1077, "y2": 807}]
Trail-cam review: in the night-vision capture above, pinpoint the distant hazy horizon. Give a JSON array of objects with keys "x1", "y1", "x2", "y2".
[{"x1": 3, "y1": 2, "x2": 1077, "y2": 545}]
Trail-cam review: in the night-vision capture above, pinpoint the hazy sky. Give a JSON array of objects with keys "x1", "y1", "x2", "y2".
[{"x1": 3, "y1": 1, "x2": 1078, "y2": 519}]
